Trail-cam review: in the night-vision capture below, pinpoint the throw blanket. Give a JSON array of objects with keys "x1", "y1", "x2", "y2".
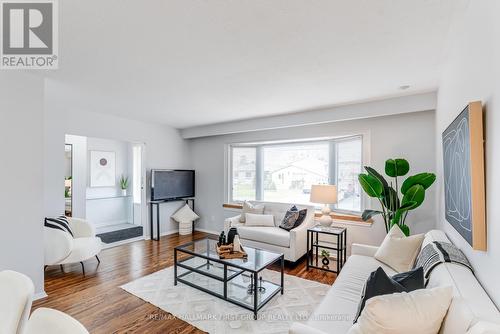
[{"x1": 414, "y1": 241, "x2": 473, "y2": 281}]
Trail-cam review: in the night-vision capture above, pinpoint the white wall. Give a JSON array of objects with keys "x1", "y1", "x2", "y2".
[
  {"x1": 85, "y1": 137, "x2": 133, "y2": 228},
  {"x1": 44, "y1": 79, "x2": 191, "y2": 236},
  {"x1": 0, "y1": 73, "x2": 45, "y2": 295},
  {"x1": 189, "y1": 110, "x2": 436, "y2": 248},
  {"x1": 435, "y1": 0, "x2": 500, "y2": 306}
]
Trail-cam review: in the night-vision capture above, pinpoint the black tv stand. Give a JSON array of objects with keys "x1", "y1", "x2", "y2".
[{"x1": 149, "y1": 198, "x2": 195, "y2": 241}]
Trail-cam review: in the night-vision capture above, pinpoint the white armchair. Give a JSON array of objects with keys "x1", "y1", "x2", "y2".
[
  {"x1": 44, "y1": 217, "x2": 103, "y2": 275},
  {"x1": 0, "y1": 270, "x2": 33, "y2": 334},
  {"x1": 0, "y1": 270, "x2": 89, "y2": 334}
]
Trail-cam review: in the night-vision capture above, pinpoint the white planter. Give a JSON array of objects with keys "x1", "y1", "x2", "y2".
[
  {"x1": 179, "y1": 221, "x2": 193, "y2": 235},
  {"x1": 121, "y1": 189, "x2": 127, "y2": 196}
]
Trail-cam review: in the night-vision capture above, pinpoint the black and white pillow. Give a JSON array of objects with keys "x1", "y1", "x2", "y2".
[
  {"x1": 292, "y1": 207, "x2": 308, "y2": 229},
  {"x1": 279, "y1": 207, "x2": 300, "y2": 231},
  {"x1": 44, "y1": 216, "x2": 74, "y2": 237},
  {"x1": 279, "y1": 205, "x2": 308, "y2": 231}
]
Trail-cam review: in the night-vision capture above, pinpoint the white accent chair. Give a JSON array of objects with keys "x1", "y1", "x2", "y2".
[
  {"x1": 224, "y1": 201, "x2": 316, "y2": 262},
  {"x1": 0, "y1": 270, "x2": 89, "y2": 334},
  {"x1": 0, "y1": 270, "x2": 33, "y2": 334},
  {"x1": 44, "y1": 217, "x2": 103, "y2": 275}
]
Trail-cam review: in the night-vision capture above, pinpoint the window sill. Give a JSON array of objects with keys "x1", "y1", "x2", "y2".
[{"x1": 222, "y1": 203, "x2": 373, "y2": 226}]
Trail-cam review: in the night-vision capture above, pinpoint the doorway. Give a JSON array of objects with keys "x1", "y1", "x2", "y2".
[
  {"x1": 64, "y1": 134, "x2": 146, "y2": 246},
  {"x1": 64, "y1": 144, "x2": 73, "y2": 216}
]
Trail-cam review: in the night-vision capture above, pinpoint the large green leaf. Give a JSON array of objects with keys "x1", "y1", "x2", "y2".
[
  {"x1": 399, "y1": 224, "x2": 410, "y2": 236},
  {"x1": 385, "y1": 158, "x2": 410, "y2": 177},
  {"x1": 389, "y1": 201, "x2": 416, "y2": 227},
  {"x1": 365, "y1": 166, "x2": 389, "y2": 188},
  {"x1": 358, "y1": 174, "x2": 383, "y2": 198},
  {"x1": 401, "y1": 173, "x2": 436, "y2": 194},
  {"x1": 366, "y1": 166, "x2": 396, "y2": 210},
  {"x1": 382, "y1": 186, "x2": 399, "y2": 212},
  {"x1": 401, "y1": 184, "x2": 425, "y2": 210},
  {"x1": 361, "y1": 210, "x2": 383, "y2": 221},
  {"x1": 400, "y1": 200, "x2": 417, "y2": 211}
]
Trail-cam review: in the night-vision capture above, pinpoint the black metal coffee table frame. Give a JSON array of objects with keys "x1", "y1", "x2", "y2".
[{"x1": 174, "y1": 238, "x2": 284, "y2": 319}]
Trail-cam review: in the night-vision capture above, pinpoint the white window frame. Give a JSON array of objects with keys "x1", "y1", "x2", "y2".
[{"x1": 226, "y1": 135, "x2": 365, "y2": 214}]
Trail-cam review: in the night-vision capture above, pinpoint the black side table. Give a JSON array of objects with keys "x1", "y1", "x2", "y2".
[{"x1": 307, "y1": 225, "x2": 347, "y2": 274}]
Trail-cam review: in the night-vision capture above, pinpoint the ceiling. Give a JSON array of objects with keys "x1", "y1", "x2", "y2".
[{"x1": 46, "y1": 0, "x2": 467, "y2": 129}]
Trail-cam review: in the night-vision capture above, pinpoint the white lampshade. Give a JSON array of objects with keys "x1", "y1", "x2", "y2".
[{"x1": 310, "y1": 184, "x2": 338, "y2": 204}]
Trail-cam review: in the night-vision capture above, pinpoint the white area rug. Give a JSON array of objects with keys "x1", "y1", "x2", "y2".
[{"x1": 121, "y1": 266, "x2": 330, "y2": 333}]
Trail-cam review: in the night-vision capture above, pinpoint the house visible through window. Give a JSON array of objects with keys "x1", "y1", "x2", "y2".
[{"x1": 229, "y1": 136, "x2": 363, "y2": 213}]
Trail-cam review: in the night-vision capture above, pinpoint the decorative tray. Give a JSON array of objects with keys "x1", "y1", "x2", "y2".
[{"x1": 216, "y1": 243, "x2": 248, "y2": 259}]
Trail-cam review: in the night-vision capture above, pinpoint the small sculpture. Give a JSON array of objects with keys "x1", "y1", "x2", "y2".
[
  {"x1": 218, "y1": 231, "x2": 226, "y2": 246},
  {"x1": 233, "y1": 235, "x2": 242, "y2": 253},
  {"x1": 227, "y1": 227, "x2": 239, "y2": 245}
]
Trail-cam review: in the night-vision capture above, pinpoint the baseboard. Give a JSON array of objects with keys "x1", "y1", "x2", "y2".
[
  {"x1": 34, "y1": 290, "x2": 48, "y2": 300},
  {"x1": 195, "y1": 227, "x2": 219, "y2": 235},
  {"x1": 144, "y1": 228, "x2": 218, "y2": 240},
  {"x1": 144, "y1": 229, "x2": 180, "y2": 240}
]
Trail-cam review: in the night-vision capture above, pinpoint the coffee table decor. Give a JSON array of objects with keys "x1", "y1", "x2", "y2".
[
  {"x1": 216, "y1": 230, "x2": 247, "y2": 259},
  {"x1": 174, "y1": 237, "x2": 284, "y2": 319}
]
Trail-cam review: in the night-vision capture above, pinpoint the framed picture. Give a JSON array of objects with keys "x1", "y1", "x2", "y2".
[
  {"x1": 90, "y1": 150, "x2": 116, "y2": 187},
  {"x1": 442, "y1": 101, "x2": 486, "y2": 251}
]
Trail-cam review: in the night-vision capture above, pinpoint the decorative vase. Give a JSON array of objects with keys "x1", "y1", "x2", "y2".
[
  {"x1": 319, "y1": 219, "x2": 332, "y2": 227},
  {"x1": 121, "y1": 189, "x2": 127, "y2": 196},
  {"x1": 322, "y1": 256, "x2": 330, "y2": 266}
]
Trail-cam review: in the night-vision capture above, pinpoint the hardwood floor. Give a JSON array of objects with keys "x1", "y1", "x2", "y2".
[{"x1": 34, "y1": 231, "x2": 336, "y2": 333}]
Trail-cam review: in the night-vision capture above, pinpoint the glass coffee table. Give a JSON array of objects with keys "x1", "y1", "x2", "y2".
[{"x1": 174, "y1": 238, "x2": 284, "y2": 319}]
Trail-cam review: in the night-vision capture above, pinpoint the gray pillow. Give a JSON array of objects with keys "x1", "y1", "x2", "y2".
[{"x1": 279, "y1": 207, "x2": 300, "y2": 231}]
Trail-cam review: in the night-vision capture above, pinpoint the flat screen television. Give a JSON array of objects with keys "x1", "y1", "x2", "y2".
[{"x1": 151, "y1": 169, "x2": 195, "y2": 201}]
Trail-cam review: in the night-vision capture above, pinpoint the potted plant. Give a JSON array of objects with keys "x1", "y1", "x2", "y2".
[
  {"x1": 358, "y1": 158, "x2": 436, "y2": 236},
  {"x1": 321, "y1": 249, "x2": 330, "y2": 267},
  {"x1": 119, "y1": 175, "x2": 129, "y2": 196}
]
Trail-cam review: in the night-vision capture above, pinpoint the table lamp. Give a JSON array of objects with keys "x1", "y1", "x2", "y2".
[{"x1": 310, "y1": 184, "x2": 337, "y2": 227}]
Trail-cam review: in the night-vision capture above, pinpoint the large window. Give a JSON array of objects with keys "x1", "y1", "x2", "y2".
[{"x1": 229, "y1": 136, "x2": 363, "y2": 213}]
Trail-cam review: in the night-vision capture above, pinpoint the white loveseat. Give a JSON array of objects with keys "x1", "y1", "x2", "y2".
[
  {"x1": 289, "y1": 230, "x2": 500, "y2": 334},
  {"x1": 224, "y1": 201, "x2": 316, "y2": 262}
]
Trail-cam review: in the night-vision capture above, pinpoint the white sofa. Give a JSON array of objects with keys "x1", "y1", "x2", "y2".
[
  {"x1": 0, "y1": 270, "x2": 89, "y2": 334},
  {"x1": 44, "y1": 217, "x2": 103, "y2": 275},
  {"x1": 289, "y1": 230, "x2": 500, "y2": 334},
  {"x1": 224, "y1": 201, "x2": 316, "y2": 262}
]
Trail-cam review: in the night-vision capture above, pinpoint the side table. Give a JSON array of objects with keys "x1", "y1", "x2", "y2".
[{"x1": 306, "y1": 225, "x2": 347, "y2": 274}]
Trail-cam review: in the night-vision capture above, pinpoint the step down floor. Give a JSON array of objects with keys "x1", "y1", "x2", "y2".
[{"x1": 96, "y1": 224, "x2": 143, "y2": 244}]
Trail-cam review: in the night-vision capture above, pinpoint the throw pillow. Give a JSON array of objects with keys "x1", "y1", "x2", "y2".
[
  {"x1": 392, "y1": 266, "x2": 424, "y2": 290},
  {"x1": 239, "y1": 201, "x2": 265, "y2": 223},
  {"x1": 244, "y1": 213, "x2": 275, "y2": 227},
  {"x1": 171, "y1": 204, "x2": 199, "y2": 223},
  {"x1": 374, "y1": 224, "x2": 425, "y2": 273},
  {"x1": 292, "y1": 206, "x2": 308, "y2": 229},
  {"x1": 44, "y1": 216, "x2": 73, "y2": 237},
  {"x1": 347, "y1": 286, "x2": 453, "y2": 334},
  {"x1": 279, "y1": 206, "x2": 300, "y2": 231},
  {"x1": 354, "y1": 266, "x2": 424, "y2": 322}
]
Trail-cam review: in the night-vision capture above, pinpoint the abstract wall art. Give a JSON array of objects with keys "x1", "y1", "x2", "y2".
[
  {"x1": 90, "y1": 150, "x2": 116, "y2": 187},
  {"x1": 442, "y1": 101, "x2": 486, "y2": 251}
]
